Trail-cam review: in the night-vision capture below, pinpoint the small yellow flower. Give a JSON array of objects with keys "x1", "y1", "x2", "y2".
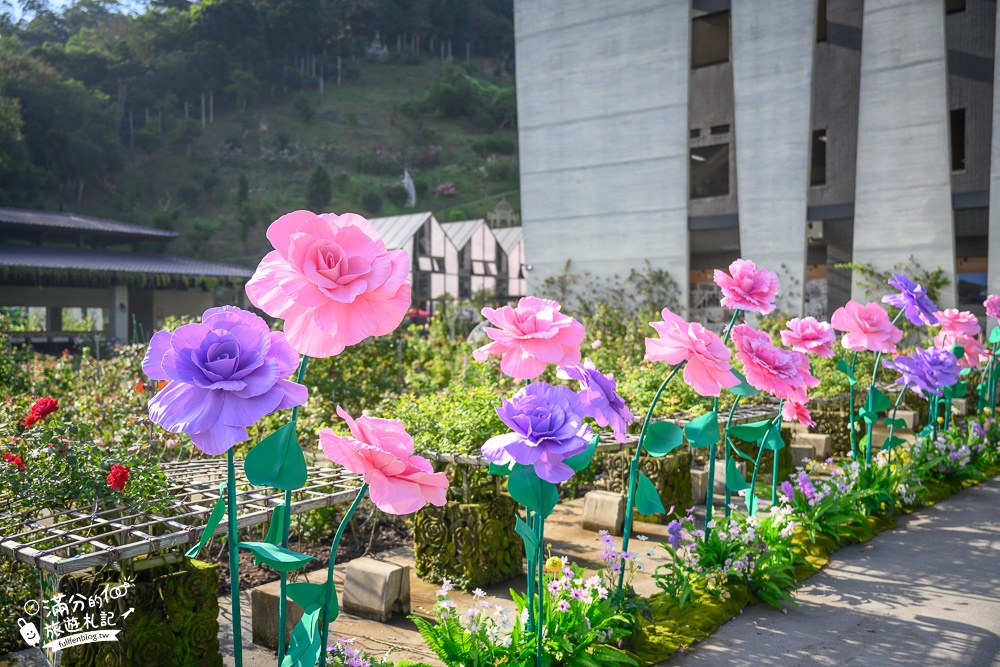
[
  {"x1": 937, "y1": 416, "x2": 945, "y2": 424},
  {"x1": 545, "y1": 556, "x2": 563, "y2": 573}
]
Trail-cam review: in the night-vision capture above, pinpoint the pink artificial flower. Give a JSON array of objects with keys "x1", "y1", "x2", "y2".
[
  {"x1": 934, "y1": 309, "x2": 981, "y2": 337},
  {"x1": 472, "y1": 297, "x2": 585, "y2": 380},
  {"x1": 320, "y1": 407, "x2": 449, "y2": 515},
  {"x1": 780, "y1": 317, "x2": 835, "y2": 358},
  {"x1": 732, "y1": 324, "x2": 818, "y2": 404},
  {"x1": 645, "y1": 308, "x2": 740, "y2": 397},
  {"x1": 245, "y1": 210, "x2": 411, "y2": 358},
  {"x1": 782, "y1": 401, "x2": 815, "y2": 428},
  {"x1": 934, "y1": 332, "x2": 987, "y2": 369},
  {"x1": 830, "y1": 300, "x2": 902, "y2": 354},
  {"x1": 713, "y1": 259, "x2": 779, "y2": 314},
  {"x1": 985, "y1": 295, "x2": 1000, "y2": 320}
]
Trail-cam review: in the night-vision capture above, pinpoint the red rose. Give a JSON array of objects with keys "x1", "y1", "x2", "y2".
[
  {"x1": 4, "y1": 452, "x2": 24, "y2": 469},
  {"x1": 30, "y1": 397, "x2": 59, "y2": 418},
  {"x1": 20, "y1": 414, "x2": 38, "y2": 428},
  {"x1": 107, "y1": 464, "x2": 130, "y2": 491}
]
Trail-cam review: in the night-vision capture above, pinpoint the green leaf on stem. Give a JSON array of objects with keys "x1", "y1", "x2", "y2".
[
  {"x1": 726, "y1": 458, "x2": 750, "y2": 492},
  {"x1": 882, "y1": 435, "x2": 907, "y2": 450},
  {"x1": 836, "y1": 359, "x2": 858, "y2": 386},
  {"x1": 728, "y1": 419, "x2": 772, "y2": 442},
  {"x1": 514, "y1": 516, "x2": 538, "y2": 553},
  {"x1": 961, "y1": 367, "x2": 973, "y2": 376},
  {"x1": 488, "y1": 461, "x2": 513, "y2": 476},
  {"x1": 634, "y1": 472, "x2": 665, "y2": 515},
  {"x1": 952, "y1": 344, "x2": 966, "y2": 360},
  {"x1": 263, "y1": 503, "x2": 287, "y2": 546},
  {"x1": 245, "y1": 422, "x2": 308, "y2": 491},
  {"x1": 989, "y1": 327, "x2": 1000, "y2": 344},
  {"x1": 507, "y1": 465, "x2": 558, "y2": 517},
  {"x1": 761, "y1": 426, "x2": 785, "y2": 451},
  {"x1": 280, "y1": 603, "x2": 323, "y2": 667},
  {"x1": 858, "y1": 407, "x2": 878, "y2": 425},
  {"x1": 869, "y1": 388, "x2": 891, "y2": 413},
  {"x1": 286, "y1": 581, "x2": 337, "y2": 618},
  {"x1": 184, "y1": 482, "x2": 226, "y2": 559},
  {"x1": 685, "y1": 411, "x2": 720, "y2": 449},
  {"x1": 729, "y1": 370, "x2": 760, "y2": 397},
  {"x1": 565, "y1": 434, "x2": 600, "y2": 471},
  {"x1": 643, "y1": 422, "x2": 683, "y2": 457},
  {"x1": 239, "y1": 542, "x2": 315, "y2": 572},
  {"x1": 745, "y1": 492, "x2": 759, "y2": 516},
  {"x1": 883, "y1": 417, "x2": 908, "y2": 430}
]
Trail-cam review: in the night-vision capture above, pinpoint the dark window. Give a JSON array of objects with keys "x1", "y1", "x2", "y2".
[
  {"x1": 710, "y1": 124, "x2": 730, "y2": 135},
  {"x1": 415, "y1": 223, "x2": 429, "y2": 256},
  {"x1": 811, "y1": 129, "x2": 827, "y2": 186},
  {"x1": 433, "y1": 257, "x2": 445, "y2": 272},
  {"x1": 690, "y1": 144, "x2": 729, "y2": 199},
  {"x1": 951, "y1": 108, "x2": 966, "y2": 171},
  {"x1": 692, "y1": 12, "x2": 730, "y2": 68},
  {"x1": 458, "y1": 245, "x2": 469, "y2": 270},
  {"x1": 817, "y1": 0, "x2": 827, "y2": 42},
  {"x1": 459, "y1": 276, "x2": 471, "y2": 299},
  {"x1": 690, "y1": 128, "x2": 701, "y2": 138},
  {"x1": 415, "y1": 272, "x2": 430, "y2": 299},
  {"x1": 946, "y1": 0, "x2": 966, "y2": 14}
]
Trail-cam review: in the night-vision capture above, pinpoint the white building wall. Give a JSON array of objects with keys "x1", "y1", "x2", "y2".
[
  {"x1": 988, "y1": 5, "x2": 1000, "y2": 308},
  {"x1": 515, "y1": 0, "x2": 690, "y2": 310},
  {"x1": 852, "y1": 0, "x2": 956, "y2": 307},
  {"x1": 731, "y1": 0, "x2": 816, "y2": 315}
]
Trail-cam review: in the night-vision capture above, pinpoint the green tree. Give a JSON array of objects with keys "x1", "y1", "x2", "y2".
[
  {"x1": 236, "y1": 172, "x2": 249, "y2": 206},
  {"x1": 305, "y1": 164, "x2": 331, "y2": 211}
]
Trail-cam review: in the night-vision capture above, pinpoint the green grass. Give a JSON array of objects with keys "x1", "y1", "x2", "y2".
[{"x1": 74, "y1": 58, "x2": 520, "y2": 266}]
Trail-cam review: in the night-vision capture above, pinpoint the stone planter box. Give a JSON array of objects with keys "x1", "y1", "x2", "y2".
[
  {"x1": 413, "y1": 493, "x2": 522, "y2": 591},
  {"x1": 58, "y1": 558, "x2": 221, "y2": 667}
]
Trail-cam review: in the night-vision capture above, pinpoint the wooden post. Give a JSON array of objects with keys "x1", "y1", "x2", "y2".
[
  {"x1": 184, "y1": 101, "x2": 188, "y2": 119},
  {"x1": 200, "y1": 93, "x2": 206, "y2": 128},
  {"x1": 397, "y1": 34, "x2": 401, "y2": 52},
  {"x1": 337, "y1": 56, "x2": 341, "y2": 86},
  {"x1": 319, "y1": 65, "x2": 324, "y2": 95},
  {"x1": 440, "y1": 42, "x2": 444, "y2": 61},
  {"x1": 448, "y1": 39, "x2": 452, "y2": 58},
  {"x1": 209, "y1": 90, "x2": 214, "y2": 123},
  {"x1": 128, "y1": 111, "x2": 134, "y2": 149}
]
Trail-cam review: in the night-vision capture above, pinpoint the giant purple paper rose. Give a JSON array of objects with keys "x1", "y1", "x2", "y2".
[
  {"x1": 881, "y1": 273, "x2": 939, "y2": 326},
  {"x1": 142, "y1": 306, "x2": 308, "y2": 455},
  {"x1": 882, "y1": 347, "x2": 961, "y2": 398},
  {"x1": 481, "y1": 382, "x2": 594, "y2": 484},
  {"x1": 559, "y1": 358, "x2": 634, "y2": 443}
]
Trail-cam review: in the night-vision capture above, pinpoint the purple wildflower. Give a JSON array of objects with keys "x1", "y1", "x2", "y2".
[
  {"x1": 882, "y1": 347, "x2": 962, "y2": 397},
  {"x1": 482, "y1": 382, "x2": 594, "y2": 483},
  {"x1": 559, "y1": 359, "x2": 634, "y2": 442},
  {"x1": 796, "y1": 471, "x2": 817, "y2": 501},
  {"x1": 142, "y1": 306, "x2": 307, "y2": 455},
  {"x1": 779, "y1": 480, "x2": 795, "y2": 501},
  {"x1": 882, "y1": 273, "x2": 939, "y2": 326},
  {"x1": 666, "y1": 519, "x2": 683, "y2": 546}
]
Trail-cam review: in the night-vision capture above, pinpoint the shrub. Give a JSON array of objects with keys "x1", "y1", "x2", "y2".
[
  {"x1": 385, "y1": 183, "x2": 408, "y2": 208},
  {"x1": 294, "y1": 92, "x2": 316, "y2": 122},
  {"x1": 202, "y1": 173, "x2": 221, "y2": 199},
  {"x1": 472, "y1": 135, "x2": 516, "y2": 156},
  {"x1": 472, "y1": 112, "x2": 496, "y2": 132},
  {"x1": 361, "y1": 190, "x2": 382, "y2": 214},
  {"x1": 236, "y1": 173, "x2": 249, "y2": 206},
  {"x1": 332, "y1": 171, "x2": 350, "y2": 191},
  {"x1": 305, "y1": 164, "x2": 332, "y2": 211},
  {"x1": 177, "y1": 183, "x2": 201, "y2": 208}
]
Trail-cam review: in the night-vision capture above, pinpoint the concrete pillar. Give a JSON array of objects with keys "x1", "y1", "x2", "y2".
[
  {"x1": 515, "y1": 0, "x2": 690, "y2": 311},
  {"x1": 852, "y1": 0, "x2": 956, "y2": 307},
  {"x1": 987, "y1": 5, "x2": 1000, "y2": 312},
  {"x1": 46, "y1": 307, "x2": 62, "y2": 332},
  {"x1": 731, "y1": 0, "x2": 817, "y2": 316},
  {"x1": 109, "y1": 285, "x2": 128, "y2": 343}
]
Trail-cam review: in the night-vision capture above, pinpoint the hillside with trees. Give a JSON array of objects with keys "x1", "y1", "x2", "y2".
[{"x1": 0, "y1": 0, "x2": 518, "y2": 264}]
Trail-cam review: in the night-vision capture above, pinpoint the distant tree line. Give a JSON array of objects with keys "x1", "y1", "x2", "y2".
[{"x1": 0, "y1": 0, "x2": 514, "y2": 208}]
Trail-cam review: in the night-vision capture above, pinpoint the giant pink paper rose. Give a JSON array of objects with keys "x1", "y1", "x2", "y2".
[
  {"x1": 245, "y1": 210, "x2": 411, "y2": 358},
  {"x1": 781, "y1": 317, "x2": 835, "y2": 358},
  {"x1": 934, "y1": 332, "x2": 987, "y2": 370},
  {"x1": 934, "y1": 309, "x2": 981, "y2": 337},
  {"x1": 645, "y1": 308, "x2": 740, "y2": 397},
  {"x1": 472, "y1": 296, "x2": 585, "y2": 380},
  {"x1": 985, "y1": 295, "x2": 1000, "y2": 320},
  {"x1": 319, "y1": 407, "x2": 449, "y2": 515},
  {"x1": 831, "y1": 300, "x2": 902, "y2": 353},
  {"x1": 713, "y1": 259, "x2": 779, "y2": 314},
  {"x1": 732, "y1": 324, "x2": 818, "y2": 404}
]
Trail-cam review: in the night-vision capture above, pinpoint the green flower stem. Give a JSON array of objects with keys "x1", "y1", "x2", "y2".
[
  {"x1": 931, "y1": 396, "x2": 940, "y2": 441},
  {"x1": 865, "y1": 352, "x2": 884, "y2": 469},
  {"x1": 990, "y1": 342, "x2": 999, "y2": 409},
  {"x1": 888, "y1": 385, "x2": 908, "y2": 465},
  {"x1": 319, "y1": 483, "x2": 370, "y2": 667},
  {"x1": 722, "y1": 396, "x2": 742, "y2": 517},
  {"x1": 747, "y1": 402, "x2": 781, "y2": 513},
  {"x1": 983, "y1": 344, "x2": 996, "y2": 412},
  {"x1": 848, "y1": 352, "x2": 859, "y2": 461},
  {"x1": 277, "y1": 355, "x2": 310, "y2": 663},
  {"x1": 534, "y1": 513, "x2": 545, "y2": 667},
  {"x1": 617, "y1": 361, "x2": 685, "y2": 598},
  {"x1": 525, "y1": 507, "x2": 536, "y2": 632},
  {"x1": 771, "y1": 438, "x2": 780, "y2": 506},
  {"x1": 226, "y1": 448, "x2": 243, "y2": 667},
  {"x1": 705, "y1": 309, "x2": 741, "y2": 534}
]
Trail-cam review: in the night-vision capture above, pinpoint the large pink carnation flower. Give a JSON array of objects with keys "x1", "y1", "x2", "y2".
[
  {"x1": 934, "y1": 309, "x2": 980, "y2": 337},
  {"x1": 472, "y1": 296, "x2": 584, "y2": 380},
  {"x1": 985, "y1": 295, "x2": 1000, "y2": 320},
  {"x1": 645, "y1": 308, "x2": 739, "y2": 397},
  {"x1": 732, "y1": 324, "x2": 818, "y2": 404},
  {"x1": 830, "y1": 300, "x2": 902, "y2": 353},
  {"x1": 320, "y1": 407, "x2": 449, "y2": 515},
  {"x1": 713, "y1": 259, "x2": 779, "y2": 314},
  {"x1": 782, "y1": 401, "x2": 815, "y2": 428},
  {"x1": 781, "y1": 317, "x2": 835, "y2": 358},
  {"x1": 245, "y1": 210, "x2": 411, "y2": 358}
]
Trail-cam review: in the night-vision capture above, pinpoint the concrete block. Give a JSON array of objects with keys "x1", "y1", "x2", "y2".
[
  {"x1": 691, "y1": 461, "x2": 744, "y2": 504},
  {"x1": 791, "y1": 444, "x2": 815, "y2": 464},
  {"x1": 895, "y1": 410, "x2": 918, "y2": 430},
  {"x1": 581, "y1": 490, "x2": 626, "y2": 535},
  {"x1": 342, "y1": 558, "x2": 410, "y2": 622},
  {"x1": 794, "y1": 433, "x2": 832, "y2": 459},
  {"x1": 251, "y1": 579, "x2": 302, "y2": 650}
]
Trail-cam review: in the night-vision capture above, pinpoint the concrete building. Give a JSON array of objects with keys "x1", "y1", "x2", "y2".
[{"x1": 516, "y1": 0, "x2": 996, "y2": 320}]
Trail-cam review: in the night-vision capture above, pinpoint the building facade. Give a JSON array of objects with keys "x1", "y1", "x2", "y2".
[{"x1": 516, "y1": 0, "x2": 997, "y2": 320}]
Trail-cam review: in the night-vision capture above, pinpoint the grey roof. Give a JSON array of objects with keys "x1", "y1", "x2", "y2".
[
  {"x1": 493, "y1": 226, "x2": 523, "y2": 255},
  {"x1": 367, "y1": 212, "x2": 433, "y2": 250},
  {"x1": 0, "y1": 207, "x2": 178, "y2": 240},
  {"x1": 440, "y1": 219, "x2": 485, "y2": 249},
  {"x1": 0, "y1": 245, "x2": 253, "y2": 278}
]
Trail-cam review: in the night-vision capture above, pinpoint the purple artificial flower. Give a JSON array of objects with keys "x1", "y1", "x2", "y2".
[
  {"x1": 881, "y1": 273, "x2": 939, "y2": 326},
  {"x1": 796, "y1": 471, "x2": 817, "y2": 502},
  {"x1": 481, "y1": 382, "x2": 593, "y2": 483},
  {"x1": 666, "y1": 519, "x2": 683, "y2": 547},
  {"x1": 779, "y1": 480, "x2": 795, "y2": 501},
  {"x1": 142, "y1": 306, "x2": 307, "y2": 455},
  {"x1": 559, "y1": 358, "x2": 634, "y2": 443},
  {"x1": 882, "y1": 346, "x2": 961, "y2": 398}
]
